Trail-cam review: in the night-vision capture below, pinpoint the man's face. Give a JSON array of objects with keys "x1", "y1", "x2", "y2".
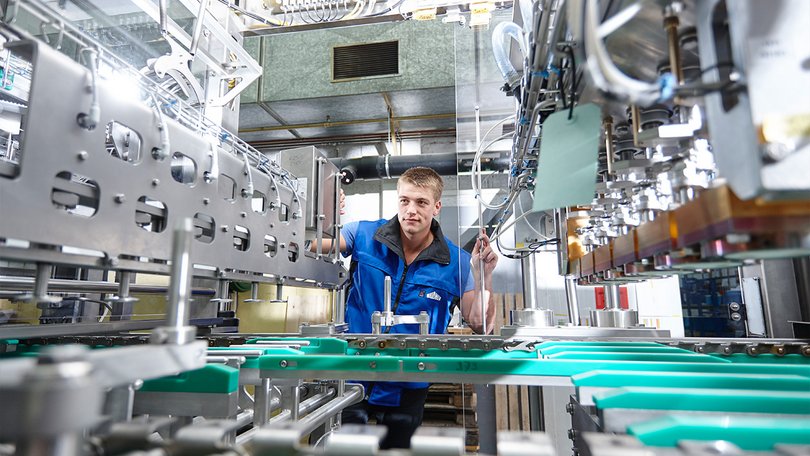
[{"x1": 397, "y1": 182, "x2": 441, "y2": 237}]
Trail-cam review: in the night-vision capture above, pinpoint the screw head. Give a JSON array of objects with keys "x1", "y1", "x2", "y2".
[
  {"x1": 369, "y1": 361, "x2": 377, "y2": 369},
  {"x1": 221, "y1": 225, "x2": 229, "y2": 233},
  {"x1": 279, "y1": 360, "x2": 288, "y2": 368},
  {"x1": 801, "y1": 346, "x2": 810, "y2": 357},
  {"x1": 152, "y1": 178, "x2": 160, "y2": 186},
  {"x1": 77, "y1": 150, "x2": 88, "y2": 160},
  {"x1": 358, "y1": 340, "x2": 367, "y2": 349},
  {"x1": 114, "y1": 194, "x2": 126, "y2": 204},
  {"x1": 203, "y1": 197, "x2": 210, "y2": 205},
  {"x1": 240, "y1": 212, "x2": 247, "y2": 218},
  {"x1": 417, "y1": 362, "x2": 426, "y2": 371}
]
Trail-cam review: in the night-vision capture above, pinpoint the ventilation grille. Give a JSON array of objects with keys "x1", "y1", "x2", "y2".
[{"x1": 333, "y1": 41, "x2": 399, "y2": 81}]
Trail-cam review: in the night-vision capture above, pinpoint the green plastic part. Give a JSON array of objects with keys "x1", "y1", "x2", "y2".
[
  {"x1": 545, "y1": 352, "x2": 729, "y2": 363},
  {"x1": 539, "y1": 345, "x2": 692, "y2": 356},
  {"x1": 140, "y1": 364, "x2": 239, "y2": 394},
  {"x1": 257, "y1": 352, "x2": 810, "y2": 379},
  {"x1": 593, "y1": 387, "x2": 810, "y2": 414},
  {"x1": 536, "y1": 341, "x2": 666, "y2": 349},
  {"x1": 628, "y1": 415, "x2": 810, "y2": 450},
  {"x1": 709, "y1": 353, "x2": 810, "y2": 364},
  {"x1": 572, "y1": 370, "x2": 810, "y2": 392}
]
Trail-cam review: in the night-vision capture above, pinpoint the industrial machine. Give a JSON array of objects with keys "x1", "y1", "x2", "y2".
[{"x1": 1, "y1": 0, "x2": 809, "y2": 455}]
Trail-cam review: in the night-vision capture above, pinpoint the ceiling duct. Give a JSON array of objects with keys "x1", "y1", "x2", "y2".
[{"x1": 333, "y1": 40, "x2": 399, "y2": 81}]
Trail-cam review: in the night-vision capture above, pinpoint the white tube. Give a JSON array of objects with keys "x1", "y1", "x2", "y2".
[{"x1": 491, "y1": 21, "x2": 528, "y2": 88}]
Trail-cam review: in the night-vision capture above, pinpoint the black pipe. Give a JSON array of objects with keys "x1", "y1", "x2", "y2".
[{"x1": 330, "y1": 153, "x2": 511, "y2": 184}]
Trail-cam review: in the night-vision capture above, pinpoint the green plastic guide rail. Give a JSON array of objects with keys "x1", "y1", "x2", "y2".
[
  {"x1": 246, "y1": 338, "x2": 810, "y2": 382},
  {"x1": 572, "y1": 370, "x2": 810, "y2": 392},
  {"x1": 593, "y1": 386, "x2": 810, "y2": 415},
  {"x1": 140, "y1": 364, "x2": 239, "y2": 394},
  {"x1": 628, "y1": 415, "x2": 810, "y2": 450}
]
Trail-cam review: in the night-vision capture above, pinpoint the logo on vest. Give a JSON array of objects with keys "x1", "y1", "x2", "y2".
[{"x1": 421, "y1": 290, "x2": 442, "y2": 301}]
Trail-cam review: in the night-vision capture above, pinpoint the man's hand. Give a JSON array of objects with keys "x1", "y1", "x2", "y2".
[{"x1": 472, "y1": 230, "x2": 497, "y2": 278}]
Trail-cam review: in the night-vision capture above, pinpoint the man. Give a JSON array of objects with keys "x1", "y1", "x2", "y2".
[{"x1": 331, "y1": 167, "x2": 498, "y2": 449}]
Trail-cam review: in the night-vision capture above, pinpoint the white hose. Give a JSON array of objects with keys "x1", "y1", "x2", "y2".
[
  {"x1": 491, "y1": 21, "x2": 528, "y2": 88},
  {"x1": 581, "y1": 0, "x2": 663, "y2": 105}
]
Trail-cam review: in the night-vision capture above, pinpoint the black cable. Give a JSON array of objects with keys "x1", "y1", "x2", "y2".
[
  {"x1": 365, "y1": 0, "x2": 405, "y2": 17},
  {"x1": 600, "y1": 0, "x2": 616, "y2": 22},
  {"x1": 495, "y1": 237, "x2": 560, "y2": 259},
  {"x1": 564, "y1": 45, "x2": 577, "y2": 120}
]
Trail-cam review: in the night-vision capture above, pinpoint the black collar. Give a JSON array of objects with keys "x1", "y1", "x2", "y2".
[{"x1": 373, "y1": 216, "x2": 451, "y2": 265}]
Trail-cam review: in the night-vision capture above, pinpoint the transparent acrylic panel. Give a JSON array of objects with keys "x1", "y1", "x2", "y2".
[{"x1": 451, "y1": 9, "x2": 523, "y2": 336}]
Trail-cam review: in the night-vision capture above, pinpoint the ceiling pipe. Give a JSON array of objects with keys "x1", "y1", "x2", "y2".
[{"x1": 330, "y1": 152, "x2": 511, "y2": 184}]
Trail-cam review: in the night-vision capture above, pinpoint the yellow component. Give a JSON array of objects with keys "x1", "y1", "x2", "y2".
[
  {"x1": 760, "y1": 113, "x2": 810, "y2": 144},
  {"x1": 412, "y1": 7, "x2": 438, "y2": 20},
  {"x1": 469, "y1": 1, "x2": 494, "y2": 27}
]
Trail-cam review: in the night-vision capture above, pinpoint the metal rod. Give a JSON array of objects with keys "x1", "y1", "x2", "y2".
[
  {"x1": 117, "y1": 271, "x2": 132, "y2": 298},
  {"x1": 383, "y1": 276, "x2": 392, "y2": 315},
  {"x1": 158, "y1": 0, "x2": 168, "y2": 35},
  {"x1": 166, "y1": 218, "x2": 194, "y2": 331},
  {"x1": 254, "y1": 378, "x2": 272, "y2": 426},
  {"x1": 291, "y1": 385, "x2": 362, "y2": 437},
  {"x1": 270, "y1": 388, "x2": 336, "y2": 424},
  {"x1": 604, "y1": 116, "x2": 615, "y2": 176},
  {"x1": 630, "y1": 105, "x2": 641, "y2": 147},
  {"x1": 290, "y1": 383, "x2": 301, "y2": 421},
  {"x1": 664, "y1": 15, "x2": 684, "y2": 84},
  {"x1": 0, "y1": 277, "x2": 215, "y2": 295},
  {"x1": 521, "y1": 255, "x2": 539, "y2": 310},
  {"x1": 189, "y1": 0, "x2": 207, "y2": 56},
  {"x1": 564, "y1": 277, "x2": 581, "y2": 326},
  {"x1": 33, "y1": 263, "x2": 52, "y2": 299},
  {"x1": 604, "y1": 285, "x2": 620, "y2": 310}
]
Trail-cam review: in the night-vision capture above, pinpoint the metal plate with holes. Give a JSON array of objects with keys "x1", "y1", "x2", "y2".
[{"x1": 0, "y1": 39, "x2": 344, "y2": 287}]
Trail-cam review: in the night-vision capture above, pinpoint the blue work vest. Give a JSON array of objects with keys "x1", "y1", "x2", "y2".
[{"x1": 345, "y1": 218, "x2": 472, "y2": 406}]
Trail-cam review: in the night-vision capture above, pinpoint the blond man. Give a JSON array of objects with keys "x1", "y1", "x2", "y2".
[{"x1": 335, "y1": 167, "x2": 497, "y2": 449}]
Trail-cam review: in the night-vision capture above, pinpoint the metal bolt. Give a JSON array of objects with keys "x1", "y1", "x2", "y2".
[
  {"x1": 369, "y1": 361, "x2": 377, "y2": 369},
  {"x1": 378, "y1": 341, "x2": 386, "y2": 349},
  {"x1": 568, "y1": 429, "x2": 578, "y2": 440},
  {"x1": 279, "y1": 360, "x2": 288, "y2": 368},
  {"x1": 77, "y1": 150, "x2": 88, "y2": 160},
  {"x1": 775, "y1": 346, "x2": 786, "y2": 356},
  {"x1": 152, "y1": 178, "x2": 160, "y2": 186},
  {"x1": 240, "y1": 211, "x2": 247, "y2": 218},
  {"x1": 801, "y1": 346, "x2": 810, "y2": 357},
  {"x1": 221, "y1": 225, "x2": 229, "y2": 232},
  {"x1": 746, "y1": 346, "x2": 758, "y2": 356},
  {"x1": 696, "y1": 345, "x2": 705, "y2": 353},
  {"x1": 203, "y1": 198, "x2": 210, "y2": 205},
  {"x1": 566, "y1": 403, "x2": 575, "y2": 414},
  {"x1": 358, "y1": 340, "x2": 367, "y2": 349},
  {"x1": 417, "y1": 362, "x2": 426, "y2": 371},
  {"x1": 722, "y1": 346, "x2": 732, "y2": 355},
  {"x1": 114, "y1": 194, "x2": 126, "y2": 204}
]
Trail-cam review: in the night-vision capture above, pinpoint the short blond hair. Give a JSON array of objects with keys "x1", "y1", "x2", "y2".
[{"x1": 398, "y1": 167, "x2": 444, "y2": 202}]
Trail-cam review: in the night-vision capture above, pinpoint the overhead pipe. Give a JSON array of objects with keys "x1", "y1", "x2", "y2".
[{"x1": 330, "y1": 152, "x2": 511, "y2": 184}]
